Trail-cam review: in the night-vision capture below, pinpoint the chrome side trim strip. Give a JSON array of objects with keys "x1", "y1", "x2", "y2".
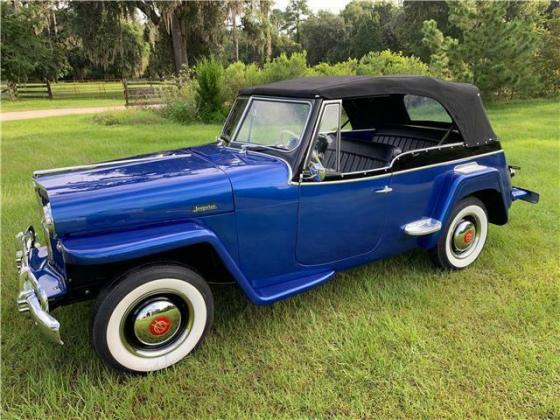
[
  {"x1": 294, "y1": 150, "x2": 504, "y2": 185},
  {"x1": 339, "y1": 142, "x2": 464, "y2": 177},
  {"x1": 403, "y1": 218, "x2": 442, "y2": 236}
]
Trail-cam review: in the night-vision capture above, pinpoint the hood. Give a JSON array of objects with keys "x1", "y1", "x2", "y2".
[{"x1": 36, "y1": 148, "x2": 234, "y2": 237}]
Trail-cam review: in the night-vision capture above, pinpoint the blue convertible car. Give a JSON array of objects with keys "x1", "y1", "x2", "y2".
[{"x1": 17, "y1": 76, "x2": 538, "y2": 373}]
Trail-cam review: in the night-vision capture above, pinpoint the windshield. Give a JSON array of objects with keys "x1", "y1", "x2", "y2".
[{"x1": 228, "y1": 98, "x2": 311, "y2": 151}]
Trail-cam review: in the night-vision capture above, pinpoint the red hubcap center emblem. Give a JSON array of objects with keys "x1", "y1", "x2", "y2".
[
  {"x1": 150, "y1": 316, "x2": 171, "y2": 336},
  {"x1": 464, "y1": 230, "x2": 474, "y2": 244}
]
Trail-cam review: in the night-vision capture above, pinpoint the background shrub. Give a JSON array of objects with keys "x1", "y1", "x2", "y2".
[
  {"x1": 308, "y1": 59, "x2": 358, "y2": 76},
  {"x1": 159, "y1": 81, "x2": 199, "y2": 124},
  {"x1": 261, "y1": 52, "x2": 308, "y2": 83},
  {"x1": 356, "y1": 50, "x2": 429, "y2": 76},
  {"x1": 195, "y1": 56, "x2": 226, "y2": 123},
  {"x1": 224, "y1": 61, "x2": 247, "y2": 107}
]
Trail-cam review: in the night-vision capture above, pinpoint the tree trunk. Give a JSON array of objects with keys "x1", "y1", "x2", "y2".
[
  {"x1": 267, "y1": 36, "x2": 272, "y2": 62},
  {"x1": 231, "y1": 7, "x2": 239, "y2": 62},
  {"x1": 170, "y1": 12, "x2": 186, "y2": 73}
]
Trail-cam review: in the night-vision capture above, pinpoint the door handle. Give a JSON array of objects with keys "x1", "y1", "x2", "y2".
[{"x1": 374, "y1": 185, "x2": 393, "y2": 194}]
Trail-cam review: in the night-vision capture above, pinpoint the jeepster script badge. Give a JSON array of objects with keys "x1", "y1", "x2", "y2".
[{"x1": 192, "y1": 203, "x2": 218, "y2": 213}]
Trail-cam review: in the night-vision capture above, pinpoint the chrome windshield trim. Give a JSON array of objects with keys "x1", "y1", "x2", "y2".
[
  {"x1": 220, "y1": 96, "x2": 249, "y2": 142},
  {"x1": 229, "y1": 96, "x2": 314, "y2": 153},
  {"x1": 223, "y1": 146, "x2": 294, "y2": 181},
  {"x1": 301, "y1": 99, "x2": 343, "y2": 177}
]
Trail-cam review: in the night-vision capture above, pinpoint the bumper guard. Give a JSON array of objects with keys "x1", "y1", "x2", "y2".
[{"x1": 16, "y1": 226, "x2": 63, "y2": 345}]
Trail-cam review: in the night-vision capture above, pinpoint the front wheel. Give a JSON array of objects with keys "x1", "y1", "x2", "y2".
[
  {"x1": 91, "y1": 265, "x2": 214, "y2": 373},
  {"x1": 430, "y1": 197, "x2": 488, "y2": 270}
]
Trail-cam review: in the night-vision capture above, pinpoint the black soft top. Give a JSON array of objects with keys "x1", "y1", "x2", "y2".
[{"x1": 240, "y1": 76, "x2": 497, "y2": 147}]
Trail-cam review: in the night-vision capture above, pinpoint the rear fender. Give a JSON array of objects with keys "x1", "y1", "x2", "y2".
[
  {"x1": 61, "y1": 222, "x2": 257, "y2": 302},
  {"x1": 419, "y1": 164, "x2": 509, "y2": 249}
]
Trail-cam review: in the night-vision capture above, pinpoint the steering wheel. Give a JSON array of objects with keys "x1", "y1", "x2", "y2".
[{"x1": 278, "y1": 129, "x2": 300, "y2": 149}]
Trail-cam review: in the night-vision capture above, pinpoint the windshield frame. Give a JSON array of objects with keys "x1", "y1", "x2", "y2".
[
  {"x1": 226, "y1": 95, "x2": 314, "y2": 153},
  {"x1": 220, "y1": 96, "x2": 249, "y2": 142}
]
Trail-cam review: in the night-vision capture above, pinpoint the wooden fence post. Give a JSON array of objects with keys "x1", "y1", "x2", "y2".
[
  {"x1": 123, "y1": 79, "x2": 129, "y2": 107},
  {"x1": 45, "y1": 79, "x2": 53, "y2": 99}
]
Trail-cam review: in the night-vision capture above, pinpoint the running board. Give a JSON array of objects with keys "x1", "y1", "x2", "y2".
[
  {"x1": 403, "y1": 218, "x2": 442, "y2": 236},
  {"x1": 255, "y1": 271, "x2": 335, "y2": 304}
]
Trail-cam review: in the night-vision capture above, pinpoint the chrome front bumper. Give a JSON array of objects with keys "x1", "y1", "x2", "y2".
[{"x1": 16, "y1": 227, "x2": 63, "y2": 345}]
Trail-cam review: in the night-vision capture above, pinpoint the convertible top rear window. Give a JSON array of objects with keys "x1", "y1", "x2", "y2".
[
  {"x1": 342, "y1": 94, "x2": 455, "y2": 131},
  {"x1": 404, "y1": 95, "x2": 452, "y2": 123}
]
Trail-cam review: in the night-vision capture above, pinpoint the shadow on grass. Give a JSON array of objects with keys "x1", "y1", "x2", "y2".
[{"x1": 21, "y1": 247, "x2": 448, "y2": 383}]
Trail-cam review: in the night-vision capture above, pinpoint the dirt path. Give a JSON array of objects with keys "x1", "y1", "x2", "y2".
[{"x1": 1, "y1": 105, "x2": 126, "y2": 122}]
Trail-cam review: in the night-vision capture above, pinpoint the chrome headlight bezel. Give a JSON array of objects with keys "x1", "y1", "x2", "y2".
[
  {"x1": 34, "y1": 183, "x2": 56, "y2": 260},
  {"x1": 42, "y1": 202, "x2": 55, "y2": 235}
]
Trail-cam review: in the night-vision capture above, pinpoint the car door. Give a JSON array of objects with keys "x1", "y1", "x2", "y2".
[{"x1": 296, "y1": 100, "x2": 391, "y2": 265}]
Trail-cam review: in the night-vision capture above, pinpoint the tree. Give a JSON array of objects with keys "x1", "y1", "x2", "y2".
[
  {"x1": 423, "y1": 1, "x2": 543, "y2": 98},
  {"x1": 301, "y1": 11, "x2": 348, "y2": 65},
  {"x1": 532, "y1": 2, "x2": 559, "y2": 95},
  {"x1": 270, "y1": 8, "x2": 300, "y2": 58},
  {"x1": 69, "y1": 2, "x2": 148, "y2": 77},
  {"x1": 395, "y1": 0, "x2": 457, "y2": 62},
  {"x1": 340, "y1": 1, "x2": 400, "y2": 59},
  {"x1": 421, "y1": 19, "x2": 469, "y2": 81},
  {"x1": 71, "y1": 1, "x2": 226, "y2": 75},
  {"x1": 283, "y1": 0, "x2": 310, "y2": 45},
  {"x1": 226, "y1": 0, "x2": 243, "y2": 62},
  {"x1": 1, "y1": 2, "x2": 68, "y2": 84}
]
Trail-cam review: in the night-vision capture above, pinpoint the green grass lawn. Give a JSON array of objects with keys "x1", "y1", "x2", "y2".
[{"x1": 1, "y1": 100, "x2": 559, "y2": 418}]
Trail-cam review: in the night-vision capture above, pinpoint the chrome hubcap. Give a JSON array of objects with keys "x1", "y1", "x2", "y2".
[
  {"x1": 121, "y1": 292, "x2": 194, "y2": 357},
  {"x1": 451, "y1": 218, "x2": 479, "y2": 258},
  {"x1": 133, "y1": 298, "x2": 182, "y2": 346}
]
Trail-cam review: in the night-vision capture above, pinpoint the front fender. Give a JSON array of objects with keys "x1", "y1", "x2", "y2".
[
  {"x1": 61, "y1": 222, "x2": 258, "y2": 302},
  {"x1": 61, "y1": 222, "x2": 222, "y2": 265},
  {"x1": 420, "y1": 164, "x2": 509, "y2": 249}
]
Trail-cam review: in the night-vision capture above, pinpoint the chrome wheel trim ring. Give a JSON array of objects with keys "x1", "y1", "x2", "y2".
[{"x1": 119, "y1": 289, "x2": 195, "y2": 359}]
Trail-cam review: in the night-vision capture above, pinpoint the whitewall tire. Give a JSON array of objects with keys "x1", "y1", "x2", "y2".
[
  {"x1": 91, "y1": 265, "x2": 214, "y2": 374},
  {"x1": 431, "y1": 197, "x2": 488, "y2": 270}
]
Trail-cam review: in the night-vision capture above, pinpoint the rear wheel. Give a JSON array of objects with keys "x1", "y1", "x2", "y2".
[
  {"x1": 90, "y1": 265, "x2": 213, "y2": 373},
  {"x1": 431, "y1": 197, "x2": 488, "y2": 270}
]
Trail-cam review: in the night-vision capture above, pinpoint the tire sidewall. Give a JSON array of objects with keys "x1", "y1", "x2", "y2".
[{"x1": 91, "y1": 265, "x2": 213, "y2": 374}]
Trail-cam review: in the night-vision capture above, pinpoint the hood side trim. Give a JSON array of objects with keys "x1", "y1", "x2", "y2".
[{"x1": 34, "y1": 154, "x2": 191, "y2": 178}]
